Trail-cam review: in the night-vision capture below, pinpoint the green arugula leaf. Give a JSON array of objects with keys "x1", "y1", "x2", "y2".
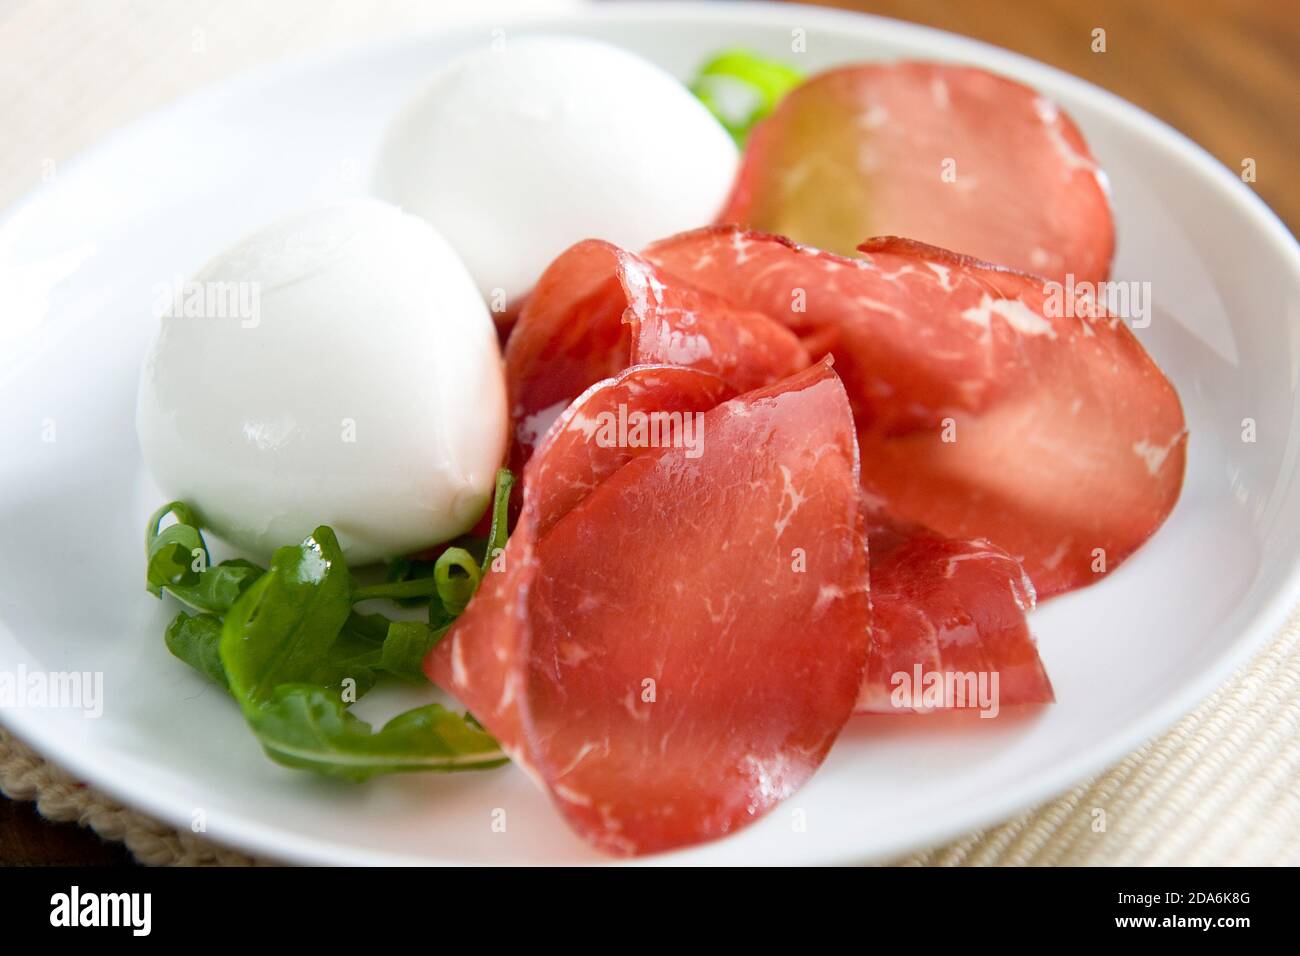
[
  {"x1": 380, "y1": 620, "x2": 447, "y2": 683},
  {"x1": 146, "y1": 504, "x2": 263, "y2": 611},
  {"x1": 249, "y1": 684, "x2": 507, "y2": 781},
  {"x1": 220, "y1": 526, "x2": 354, "y2": 707},
  {"x1": 308, "y1": 621, "x2": 383, "y2": 701},
  {"x1": 146, "y1": 474, "x2": 516, "y2": 783},
  {"x1": 689, "y1": 48, "x2": 803, "y2": 145},
  {"x1": 168, "y1": 559, "x2": 264, "y2": 613},
  {"x1": 217, "y1": 525, "x2": 501, "y2": 779},
  {"x1": 164, "y1": 611, "x2": 229, "y2": 689},
  {"x1": 164, "y1": 606, "x2": 384, "y2": 698},
  {"x1": 145, "y1": 501, "x2": 209, "y2": 598},
  {"x1": 341, "y1": 610, "x2": 391, "y2": 644}
]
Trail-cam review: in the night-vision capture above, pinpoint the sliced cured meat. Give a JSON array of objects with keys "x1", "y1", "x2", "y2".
[
  {"x1": 427, "y1": 360, "x2": 871, "y2": 855},
  {"x1": 427, "y1": 365, "x2": 733, "y2": 780},
  {"x1": 646, "y1": 227, "x2": 1187, "y2": 597},
  {"x1": 525, "y1": 365, "x2": 735, "y2": 539},
  {"x1": 858, "y1": 514, "x2": 1053, "y2": 714},
  {"x1": 720, "y1": 61, "x2": 1114, "y2": 284},
  {"x1": 507, "y1": 239, "x2": 810, "y2": 462}
]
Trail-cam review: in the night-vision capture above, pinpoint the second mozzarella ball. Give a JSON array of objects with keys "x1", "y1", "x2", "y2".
[{"x1": 375, "y1": 35, "x2": 738, "y2": 305}]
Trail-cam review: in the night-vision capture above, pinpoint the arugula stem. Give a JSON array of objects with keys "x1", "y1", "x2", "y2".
[
  {"x1": 351, "y1": 578, "x2": 439, "y2": 603},
  {"x1": 481, "y1": 468, "x2": 515, "y2": 574}
]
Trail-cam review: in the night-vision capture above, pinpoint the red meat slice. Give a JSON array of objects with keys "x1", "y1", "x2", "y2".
[
  {"x1": 646, "y1": 227, "x2": 1186, "y2": 597},
  {"x1": 720, "y1": 61, "x2": 1114, "y2": 284},
  {"x1": 858, "y1": 514, "x2": 1053, "y2": 714},
  {"x1": 507, "y1": 239, "x2": 810, "y2": 462},
  {"x1": 426, "y1": 360, "x2": 871, "y2": 856}
]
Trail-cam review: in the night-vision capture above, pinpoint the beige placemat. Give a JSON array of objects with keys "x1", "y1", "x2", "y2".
[{"x1": 2, "y1": 0, "x2": 1297, "y2": 866}]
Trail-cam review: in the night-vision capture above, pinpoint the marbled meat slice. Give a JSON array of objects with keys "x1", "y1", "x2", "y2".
[
  {"x1": 646, "y1": 227, "x2": 1186, "y2": 597},
  {"x1": 507, "y1": 238, "x2": 810, "y2": 463},
  {"x1": 427, "y1": 360, "x2": 871, "y2": 855},
  {"x1": 858, "y1": 514, "x2": 1053, "y2": 714},
  {"x1": 720, "y1": 61, "x2": 1114, "y2": 284}
]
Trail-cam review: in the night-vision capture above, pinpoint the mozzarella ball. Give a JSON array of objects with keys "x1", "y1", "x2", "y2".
[
  {"x1": 136, "y1": 199, "x2": 507, "y2": 565},
  {"x1": 374, "y1": 35, "x2": 738, "y2": 304}
]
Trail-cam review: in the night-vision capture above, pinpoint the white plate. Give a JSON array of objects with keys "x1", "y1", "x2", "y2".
[{"x1": 2, "y1": 1, "x2": 1299, "y2": 866}]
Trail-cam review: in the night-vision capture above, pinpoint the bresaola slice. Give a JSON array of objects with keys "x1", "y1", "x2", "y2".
[
  {"x1": 858, "y1": 514, "x2": 1053, "y2": 714},
  {"x1": 427, "y1": 361, "x2": 871, "y2": 855},
  {"x1": 508, "y1": 239, "x2": 810, "y2": 461},
  {"x1": 720, "y1": 61, "x2": 1114, "y2": 284},
  {"x1": 646, "y1": 227, "x2": 1187, "y2": 597}
]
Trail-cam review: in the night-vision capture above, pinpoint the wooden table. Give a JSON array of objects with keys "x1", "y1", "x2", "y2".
[
  {"x1": 813, "y1": 0, "x2": 1300, "y2": 234},
  {"x1": 1, "y1": 0, "x2": 1295, "y2": 866}
]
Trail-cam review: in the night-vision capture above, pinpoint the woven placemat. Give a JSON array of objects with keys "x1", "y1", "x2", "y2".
[
  {"x1": 3, "y1": 607, "x2": 1297, "y2": 865},
  {"x1": 0, "y1": 729, "x2": 261, "y2": 866}
]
